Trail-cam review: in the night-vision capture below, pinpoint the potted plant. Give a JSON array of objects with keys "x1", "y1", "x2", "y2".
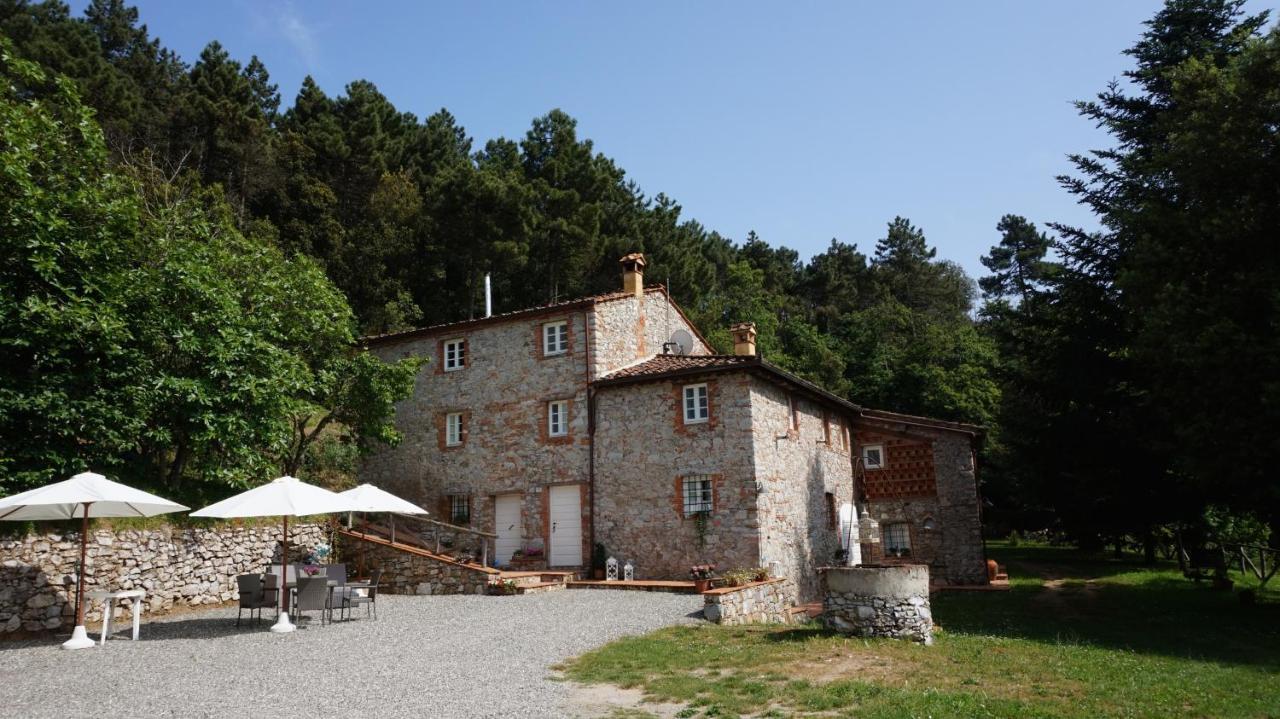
[
  {"x1": 690, "y1": 563, "x2": 716, "y2": 593},
  {"x1": 592, "y1": 543, "x2": 608, "y2": 580}
]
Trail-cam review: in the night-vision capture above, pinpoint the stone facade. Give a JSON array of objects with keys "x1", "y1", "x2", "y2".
[
  {"x1": 360, "y1": 284, "x2": 708, "y2": 570},
  {"x1": 592, "y1": 373, "x2": 761, "y2": 580},
  {"x1": 751, "y1": 380, "x2": 855, "y2": 602},
  {"x1": 356, "y1": 253, "x2": 986, "y2": 597},
  {"x1": 821, "y1": 564, "x2": 933, "y2": 644},
  {"x1": 855, "y1": 414, "x2": 987, "y2": 585},
  {"x1": 0, "y1": 522, "x2": 324, "y2": 634},
  {"x1": 702, "y1": 578, "x2": 794, "y2": 625},
  {"x1": 339, "y1": 534, "x2": 497, "y2": 595}
]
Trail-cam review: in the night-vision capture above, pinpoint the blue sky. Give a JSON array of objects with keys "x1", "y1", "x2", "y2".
[{"x1": 72, "y1": 1, "x2": 1275, "y2": 280}]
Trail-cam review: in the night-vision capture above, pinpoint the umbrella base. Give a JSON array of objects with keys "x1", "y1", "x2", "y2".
[
  {"x1": 62, "y1": 625, "x2": 95, "y2": 650},
  {"x1": 270, "y1": 612, "x2": 296, "y2": 633}
]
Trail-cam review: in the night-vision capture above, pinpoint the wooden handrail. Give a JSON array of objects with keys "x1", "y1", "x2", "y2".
[{"x1": 391, "y1": 511, "x2": 497, "y2": 539}]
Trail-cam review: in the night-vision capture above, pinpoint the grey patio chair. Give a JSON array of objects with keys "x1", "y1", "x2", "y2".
[
  {"x1": 292, "y1": 576, "x2": 331, "y2": 626},
  {"x1": 341, "y1": 568, "x2": 381, "y2": 621},
  {"x1": 235, "y1": 574, "x2": 269, "y2": 626},
  {"x1": 262, "y1": 572, "x2": 281, "y2": 615}
]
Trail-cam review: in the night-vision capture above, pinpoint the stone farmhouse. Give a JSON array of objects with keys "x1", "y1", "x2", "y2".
[{"x1": 359, "y1": 254, "x2": 987, "y2": 599}]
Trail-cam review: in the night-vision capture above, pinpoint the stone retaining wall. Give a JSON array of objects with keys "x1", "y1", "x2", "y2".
[
  {"x1": 0, "y1": 522, "x2": 325, "y2": 635},
  {"x1": 702, "y1": 578, "x2": 793, "y2": 625},
  {"x1": 341, "y1": 534, "x2": 497, "y2": 595},
  {"x1": 820, "y1": 564, "x2": 933, "y2": 644}
]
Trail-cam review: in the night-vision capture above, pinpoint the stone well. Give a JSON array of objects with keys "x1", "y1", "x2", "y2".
[{"x1": 820, "y1": 564, "x2": 933, "y2": 645}]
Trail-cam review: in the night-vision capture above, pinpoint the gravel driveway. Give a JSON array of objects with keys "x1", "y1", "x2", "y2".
[{"x1": 0, "y1": 590, "x2": 703, "y2": 718}]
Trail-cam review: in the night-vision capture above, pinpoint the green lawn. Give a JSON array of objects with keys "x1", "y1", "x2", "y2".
[{"x1": 561, "y1": 543, "x2": 1280, "y2": 718}]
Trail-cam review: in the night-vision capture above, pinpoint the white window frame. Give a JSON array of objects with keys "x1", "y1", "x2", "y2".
[
  {"x1": 543, "y1": 320, "x2": 569, "y2": 356},
  {"x1": 862, "y1": 444, "x2": 885, "y2": 470},
  {"x1": 683, "y1": 383, "x2": 709, "y2": 424},
  {"x1": 547, "y1": 399, "x2": 569, "y2": 437},
  {"x1": 682, "y1": 475, "x2": 713, "y2": 516},
  {"x1": 884, "y1": 522, "x2": 912, "y2": 557},
  {"x1": 445, "y1": 412, "x2": 463, "y2": 447},
  {"x1": 443, "y1": 338, "x2": 466, "y2": 372}
]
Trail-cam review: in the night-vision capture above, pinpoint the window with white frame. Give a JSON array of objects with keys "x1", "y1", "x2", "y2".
[
  {"x1": 443, "y1": 338, "x2": 467, "y2": 371},
  {"x1": 862, "y1": 444, "x2": 884, "y2": 469},
  {"x1": 547, "y1": 399, "x2": 569, "y2": 437},
  {"x1": 543, "y1": 320, "x2": 568, "y2": 356},
  {"x1": 445, "y1": 412, "x2": 463, "y2": 447},
  {"x1": 449, "y1": 495, "x2": 470, "y2": 524},
  {"x1": 683, "y1": 383, "x2": 709, "y2": 424},
  {"x1": 883, "y1": 522, "x2": 911, "y2": 556},
  {"x1": 682, "y1": 474, "x2": 713, "y2": 516}
]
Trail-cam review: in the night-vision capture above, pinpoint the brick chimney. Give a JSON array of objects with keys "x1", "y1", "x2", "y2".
[
  {"x1": 620, "y1": 253, "x2": 646, "y2": 298},
  {"x1": 731, "y1": 322, "x2": 757, "y2": 356}
]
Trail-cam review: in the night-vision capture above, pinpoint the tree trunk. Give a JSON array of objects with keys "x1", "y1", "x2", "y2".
[{"x1": 1143, "y1": 527, "x2": 1157, "y2": 565}]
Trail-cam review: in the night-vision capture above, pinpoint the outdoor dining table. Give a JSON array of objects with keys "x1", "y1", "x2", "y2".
[{"x1": 88, "y1": 589, "x2": 146, "y2": 644}]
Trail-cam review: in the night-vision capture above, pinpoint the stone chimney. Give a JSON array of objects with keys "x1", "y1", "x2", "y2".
[
  {"x1": 731, "y1": 322, "x2": 757, "y2": 356},
  {"x1": 620, "y1": 253, "x2": 646, "y2": 298}
]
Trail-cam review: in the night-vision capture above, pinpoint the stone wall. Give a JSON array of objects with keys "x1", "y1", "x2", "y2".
[
  {"x1": 340, "y1": 534, "x2": 497, "y2": 595},
  {"x1": 589, "y1": 288, "x2": 710, "y2": 378},
  {"x1": 361, "y1": 307, "x2": 594, "y2": 569},
  {"x1": 855, "y1": 418, "x2": 987, "y2": 585},
  {"x1": 0, "y1": 522, "x2": 324, "y2": 634},
  {"x1": 592, "y1": 372, "x2": 760, "y2": 579},
  {"x1": 359, "y1": 284, "x2": 708, "y2": 571},
  {"x1": 702, "y1": 578, "x2": 794, "y2": 625},
  {"x1": 821, "y1": 564, "x2": 933, "y2": 644},
  {"x1": 750, "y1": 378, "x2": 855, "y2": 602}
]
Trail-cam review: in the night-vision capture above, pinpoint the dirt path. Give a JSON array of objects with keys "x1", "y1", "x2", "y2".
[{"x1": 1019, "y1": 561, "x2": 1104, "y2": 617}]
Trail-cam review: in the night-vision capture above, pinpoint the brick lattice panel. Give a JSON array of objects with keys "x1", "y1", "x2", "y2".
[{"x1": 858, "y1": 434, "x2": 937, "y2": 500}]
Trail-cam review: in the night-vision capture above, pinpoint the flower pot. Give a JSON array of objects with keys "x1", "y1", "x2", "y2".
[
  {"x1": 592, "y1": 568, "x2": 605, "y2": 580},
  {"x1": 694, "y1": 579, "x2": 712, "y2": 593}
]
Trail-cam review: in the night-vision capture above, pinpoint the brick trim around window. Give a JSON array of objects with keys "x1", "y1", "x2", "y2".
[
  {"x1": 671, "y1": 473, "x2": 722, "y2": 518},
  {"x1": 435, "y1": 410, "x2": 470, "y2": 450},
  {"x1": 535, "y1": 317, "x2": 574, "y2": 360},
  {"x1": 436, "y1": 336, "x2": 470, "y2": 374},
  {"x1": 537, "y1": 398, "x2": 574, "y2": 445},
  {"x1": 673, "y1": 379, "x2": 718, "y2": 435}
]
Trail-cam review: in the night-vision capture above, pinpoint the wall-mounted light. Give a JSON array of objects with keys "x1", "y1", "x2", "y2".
[{"x1": 922, "y1": 516, "x2": 936, "y2": 531}]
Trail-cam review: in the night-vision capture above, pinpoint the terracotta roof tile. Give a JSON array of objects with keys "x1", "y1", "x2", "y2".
[{"x1": 600, "y1": 354, "x2": 757, "y2": 380}]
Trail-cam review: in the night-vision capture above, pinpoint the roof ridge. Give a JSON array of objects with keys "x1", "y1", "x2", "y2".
[{"x1": 360, "y1": 285, "x2": 668, "y2": 346}]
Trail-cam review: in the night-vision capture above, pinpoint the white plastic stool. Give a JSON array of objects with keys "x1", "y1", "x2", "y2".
[{"x1": 88, "y1": 589, "x2": 146, "y2": 644}]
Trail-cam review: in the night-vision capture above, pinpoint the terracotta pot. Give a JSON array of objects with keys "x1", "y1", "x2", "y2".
[
  {"x1": 694, "y1": 579, "x2": 712, "y2": 593},
  {"x1": 592, "y1": 568, "x2": 605, "y2": 580},
  {"x1": 986, "y1": 559, "x2": 999, "y2": 581}
]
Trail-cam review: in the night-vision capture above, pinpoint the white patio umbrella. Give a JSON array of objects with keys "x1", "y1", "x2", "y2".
[
  {"x1": 338, "y1": 484, "x2": 428, "y2": 576},
  {"x1": 0, "y1": 472, "x2": 189, "y2": 649},
  {"x1": 190, "y1": 476, "x2": 352, "y2": 633}
]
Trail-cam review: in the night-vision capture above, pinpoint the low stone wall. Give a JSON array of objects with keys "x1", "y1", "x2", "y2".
[
  {"x1": 339, "y1": 533, "x2": 497, "y2": 595},
  {"x1": 1, "y1": 522, "x2": 325, "y2": 635},
  {"x1": 702, "y1": 578, "x2": 793, "y2": 625},
  {"x1": 820, "y1": 564, "x2": 933, "y2": 644}
]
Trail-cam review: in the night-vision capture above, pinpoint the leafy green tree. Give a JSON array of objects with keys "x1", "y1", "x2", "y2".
[{"x1": 0, "y1": 41, "x2": 147, "y2": 491}]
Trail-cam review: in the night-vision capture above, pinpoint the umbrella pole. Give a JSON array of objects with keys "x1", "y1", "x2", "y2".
[
  {"x1": 62, "y1": 503, "x2": 95, "y2": 649},
  {"x1": 270, "y1": 515, "x2": 295, "y2": 633},
  {"x1": 359, "y1": 512, "x2": 367, "y2": 579}
]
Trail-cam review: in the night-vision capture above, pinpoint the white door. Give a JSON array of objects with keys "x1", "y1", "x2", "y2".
[
  {"x1": 495, "y1": 494, "x2": 522, "y2": 566},
  {"x1": 548, "y1": 485, "x2": 583, "y2": 566}
]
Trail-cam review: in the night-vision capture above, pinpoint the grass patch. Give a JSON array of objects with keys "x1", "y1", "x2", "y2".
[{"x1": 562, "y1": 543, "x2": 1280, "y2": 718}]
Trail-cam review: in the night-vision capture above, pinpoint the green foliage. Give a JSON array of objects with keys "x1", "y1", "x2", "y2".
[
  {"x1": 0, "y1": 40, "x2": 418, "y2": 497},
  {"x1": 979, "y1": 1, "x2": 1280, "y2": 545}
]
